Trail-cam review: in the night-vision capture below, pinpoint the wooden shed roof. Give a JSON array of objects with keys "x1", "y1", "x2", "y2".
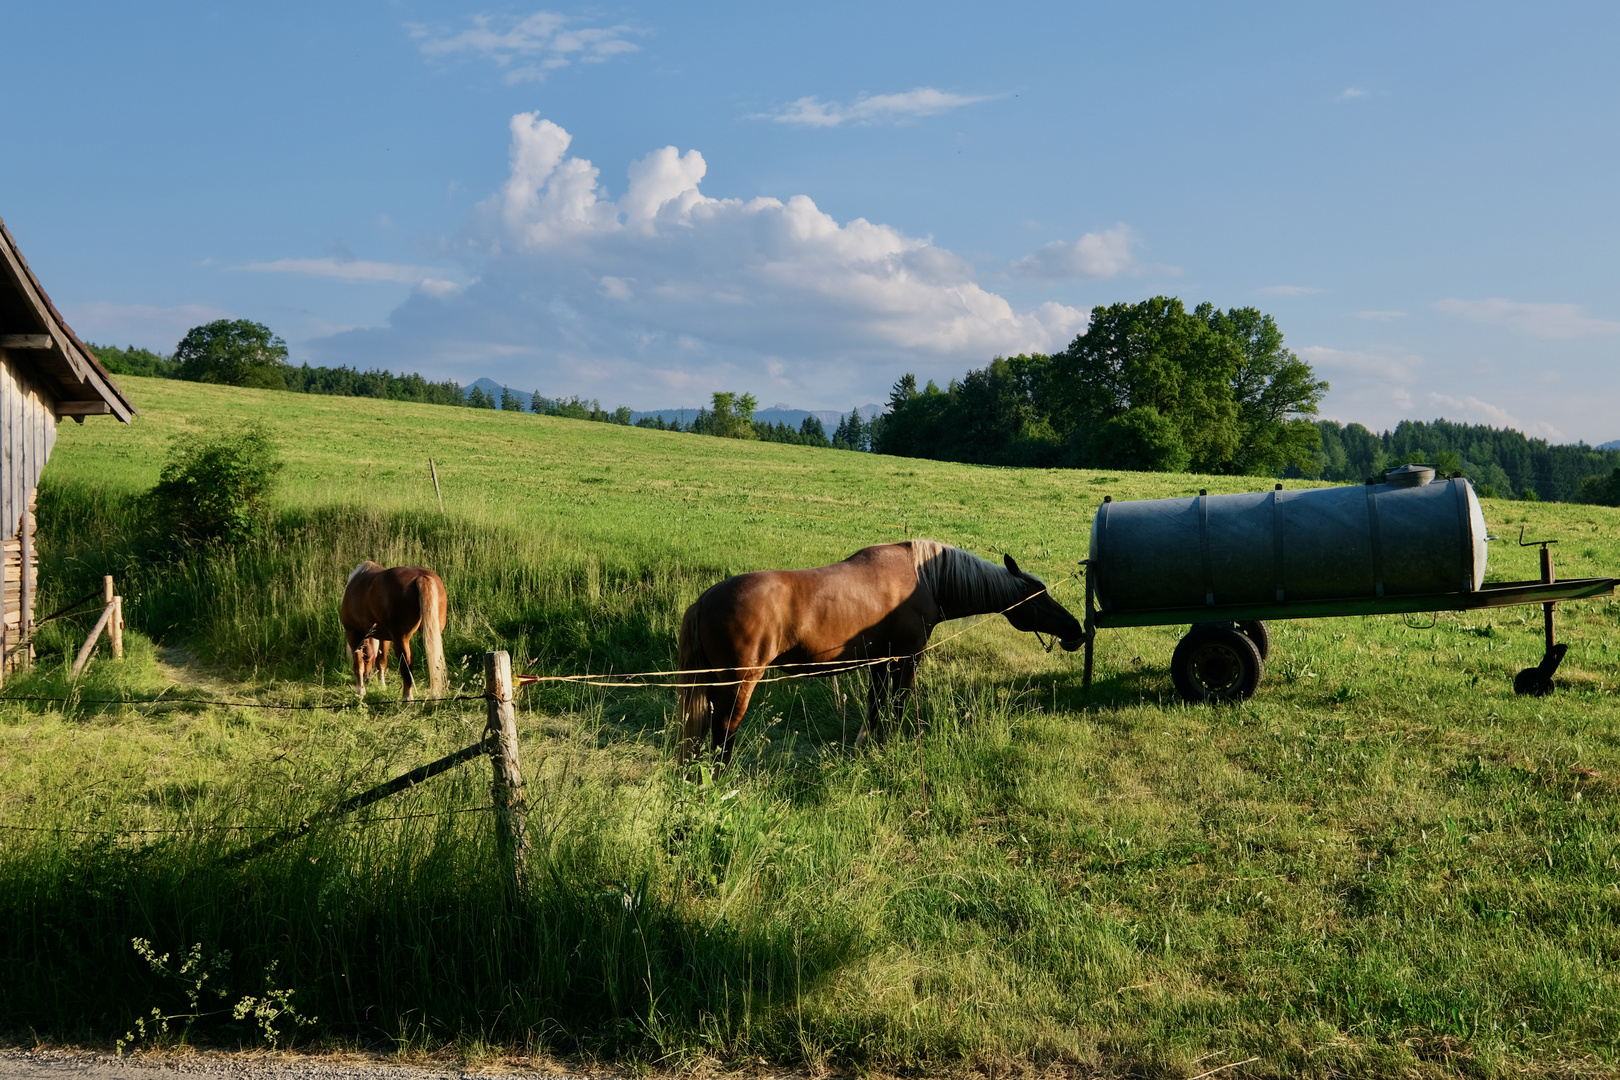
[{"x1": 0, "y1": 217, "x2": 136, "y2": 424}]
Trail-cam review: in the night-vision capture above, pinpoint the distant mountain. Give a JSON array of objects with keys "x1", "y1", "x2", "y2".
[
  {"x1": 632, "y1": 404, "x2": 885, "y2": 428},
  {"x1": 1600, "y1": 440, "x2": 1620, "y2": 451},
  {"x1": 463, "y1": 379, "x2": 884, "y2": 427}
]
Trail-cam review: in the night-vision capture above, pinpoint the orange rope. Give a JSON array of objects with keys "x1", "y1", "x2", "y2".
[{"x1": 513, "y1": 574, "x2": 1077, "y2": 691}]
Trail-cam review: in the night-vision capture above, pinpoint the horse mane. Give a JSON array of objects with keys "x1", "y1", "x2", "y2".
[
  {"x1": 909, "y1": 540, "x2": 1035, "y2": 614},
  {"x1": 347, "y1": 561, "x2": 382, "y2": 584}
]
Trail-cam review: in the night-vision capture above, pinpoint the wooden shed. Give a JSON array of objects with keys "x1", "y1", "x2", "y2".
[{"x1": 0, "y1": 217, "x2": 135, "y2": 675}]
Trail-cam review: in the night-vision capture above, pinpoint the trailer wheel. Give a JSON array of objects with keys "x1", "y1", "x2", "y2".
[
  {"x1": 1192, "y1": 620, "x2": 1271, "y2": 661},
  {"x1": 1237, "y1": 620, "x2": 1271, "y2": 661},
  {"x1": 1171, "y1": 626, "x2": 1263, "y2": 704}
]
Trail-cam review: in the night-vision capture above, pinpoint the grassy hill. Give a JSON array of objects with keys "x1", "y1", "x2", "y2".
[{"x1": 3, "y1": 376, "x2": 1619, "y2": 1076}]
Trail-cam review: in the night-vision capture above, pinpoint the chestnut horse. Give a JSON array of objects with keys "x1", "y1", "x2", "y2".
[
  {"x1": 677, "y1": 540, "x2": 1084, "y2": 762},
  {"x1": 340, "y1": 562, "x2": 448, "y2": 701}
]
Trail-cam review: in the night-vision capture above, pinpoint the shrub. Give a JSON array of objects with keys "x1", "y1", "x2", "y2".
[
  {"x1": 148, "y1": 424, "x2": 284, "y2": 543},
  {"x1": 1574, "y1": 467, "x2": 1620, "y2": 507}
]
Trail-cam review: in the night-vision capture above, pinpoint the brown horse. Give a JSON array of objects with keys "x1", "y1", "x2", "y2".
[
  {"x1": 340, "y1": 562, "x2": 448, "y2": 701},
  {"x1": 677, "y1": 540, "x2": 1084, "y2": 762}
]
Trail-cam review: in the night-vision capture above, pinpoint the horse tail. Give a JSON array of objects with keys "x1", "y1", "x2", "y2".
[
  {"x1": 676, "y1": 598, "x2": 709, "y2": 758},
  {"x1": 421, "y1": 575, "x2": 448, "y2": 698}
]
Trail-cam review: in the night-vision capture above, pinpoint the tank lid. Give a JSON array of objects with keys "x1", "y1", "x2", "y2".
[{"x1": 1383, "y1": 463, "x2": 1436, "y2": 487}]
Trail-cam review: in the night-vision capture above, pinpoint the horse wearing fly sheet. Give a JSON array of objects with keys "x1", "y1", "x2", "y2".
[
  {"x1": 676, "y1": 540, "x2": 1084, "y2": 763},
  {"x1": 340, "y1": 562, "x2": 448, "y2": 702}
]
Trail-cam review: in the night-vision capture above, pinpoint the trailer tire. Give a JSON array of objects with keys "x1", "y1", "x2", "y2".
[
  {"x1": 1192, "y1": 620, "x2": 1271, "y2": 661},
  {"x1": 1171, "y1": 626, "x2": 1263, "y2": 704},
  {"x1": 1237, "y1": 620, "x2": 1271, "y2": 661}
]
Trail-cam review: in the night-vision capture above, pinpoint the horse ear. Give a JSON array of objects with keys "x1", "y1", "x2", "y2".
[{"x1": 1003, "y1": 553, "x2": 1021, "y2": 575}]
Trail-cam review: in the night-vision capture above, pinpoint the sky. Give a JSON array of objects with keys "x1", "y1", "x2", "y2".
[{"x1": 3, "y1": 1, "x2": 1617, "y2": 441}]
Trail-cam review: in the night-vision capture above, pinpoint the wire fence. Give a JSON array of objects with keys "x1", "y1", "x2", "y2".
[{"x1": 0, "y1": 575, "x2": 1077, "y2": 707}]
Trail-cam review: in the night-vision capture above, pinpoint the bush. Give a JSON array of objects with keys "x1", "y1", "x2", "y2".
[
  {"x1": 148, "y1": 424, "x2": 283, "y2": 543},
  {"x1": 1574, "y1": 467, "x2": 1620, "y2": 507}
]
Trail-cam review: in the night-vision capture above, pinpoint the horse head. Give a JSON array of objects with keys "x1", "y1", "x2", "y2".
[{"x1": 1001, "y1": 554, "x2": 1085, "y2": 651}]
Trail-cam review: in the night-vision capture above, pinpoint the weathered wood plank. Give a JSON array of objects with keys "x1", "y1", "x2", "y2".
[{"x1": 0, "y1": 335, "x2": 51, "y2": 349}]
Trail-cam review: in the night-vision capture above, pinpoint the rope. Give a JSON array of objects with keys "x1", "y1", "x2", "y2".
[
  {"x1": 0, "y1": 573, "x2": 1080, "y2": 707},
  {"x1": 0, "y1": 694, "x2": 485, "y2": 709},
  {"x1": 516, "y1": 575, "x2": 1078, "y2": 690},
  {"x1": 0, "y1": 805, "x2": 496, "y2": 836}
]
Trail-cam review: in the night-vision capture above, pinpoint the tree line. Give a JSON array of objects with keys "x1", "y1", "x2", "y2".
[
  {"x1": 87, "y1": 321, "x2": 872, "y2": 449},
  {"x1": 1309, "y1": 418, "x2": 1620, "y2": 502},
  {"x1": 92, "y1": 314, "x2": 1620, "y2": 503}
]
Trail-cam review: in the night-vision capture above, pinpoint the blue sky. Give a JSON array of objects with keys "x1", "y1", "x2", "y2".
[{"x1": 4, "y1": 2, "x2": 1617, "y2": 441}]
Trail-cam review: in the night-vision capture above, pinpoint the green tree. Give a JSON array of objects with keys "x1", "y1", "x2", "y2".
[
  {"x1": 1574, "y1": 468, "x2": 1620, "y2": 507},
  {"x1": 173, "y1": 320, "x2": 289, "y2": 389},
  {"x1": 88, "y1": 342, "x2": 178, "y2": 378},
  {"x1": 466, "y1": 386, "x2": 495, "y2": 409},
  {"x1": 833, "y1": 409, "x2": 869, "y2": 451},
  {"x1": 529, "y1": 389, "x2": 544, "y2": 414},
  {"x1": 706, "y1": 391, "x2": 759, "y2": 439},
  {"x1": 500, "y1": 386, "x2": 523, "y2": 411},
  {"x1": 1053, "y1": 297, "x2": 1326, "y2": 474}
]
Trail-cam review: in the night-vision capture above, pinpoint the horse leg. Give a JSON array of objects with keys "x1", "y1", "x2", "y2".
[
  {"x1": 890, "y1": 657, "x2": 922, "y2": 734},
  {"x1": 715, "y1": 678, "x2": 760, "y2": 766},
  {"x1": 344, "y1": 627, "x2": 368, "y2": 696},
  {"x1": 855, "y1": 665, "x2": 894, "y2": 748},
  {"x1": 375, "y1": 640, "x2": 387, "y2": 689},
  {"x1": 396, "y1": 635, "x2": 415, "y2": 701}
]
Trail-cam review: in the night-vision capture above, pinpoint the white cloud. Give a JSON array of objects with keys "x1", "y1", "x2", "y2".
[
  {"x1": 309, "y1": 113, "x2": 1087, "y2": 407},
  {"x1": 408, "y1": 11, "x2": 643, "y2": 83},
  {"x1": 1434, "y1": 297, "x2": 1620, "y2": 339},
  {"x1": 242, "y1": 257, "x2": 461, "y2": 292},
  {"x1": 58, "y1": 302, "x2": 231, "y2": 352},
  {"x1": 1427, "y1": 392, "x2": 1564, "y2": 441},
  {"x1": 1354, "y1": 309, "x2": 1406, "y2": 322},
  {"x1": 1336, "y1": 87, "x2": 1368, "y2": 101},
  {"x1": 1299, "y1": 344, "x2": 1419, "y2": 384},
  {"x1": 1011, "y1": 225, "x2": 1139, "y2": 279},
  {"x1": 1300, "y1": 344, "x2": 1424, "y2": 430},
  {"x1": 1257, "y1": 285, "x2": 1325, "y2": 297},
  {"x1": 753, "y1": 88, "x2": 993, "y2": 128}
]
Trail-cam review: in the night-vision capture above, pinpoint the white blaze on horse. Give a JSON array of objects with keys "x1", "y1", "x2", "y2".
[
  {"x1": 340, "y1": 562, "x2": 448, "y2": 701},
  {"x1": 676, "y1": 540, "x2": 1084, "y2": 763}
]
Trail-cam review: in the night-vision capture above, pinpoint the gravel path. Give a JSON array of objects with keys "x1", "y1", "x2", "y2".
[{"x1": 0, "y1": 1048, "x2": 588, "y2": 1080}]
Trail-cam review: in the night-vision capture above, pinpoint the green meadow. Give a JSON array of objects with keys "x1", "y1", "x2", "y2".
[{"x1": 2, "y1": 375, "x2": 1619, "y2": 1077}]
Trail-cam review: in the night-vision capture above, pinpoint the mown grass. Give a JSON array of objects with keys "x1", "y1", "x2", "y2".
[{"x1": 1, "y1": 376, "x2": 1618, "y2": 1076}]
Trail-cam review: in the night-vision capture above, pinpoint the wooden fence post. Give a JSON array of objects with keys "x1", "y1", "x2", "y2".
[
  {"x1": 103, "y1": 576, "x2": 123, "y2": 659},
  {"x1": 485, "y1": 650, "x2": 529, "y2": 899}
]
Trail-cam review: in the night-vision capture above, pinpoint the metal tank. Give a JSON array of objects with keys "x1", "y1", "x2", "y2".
[
  {"x1": 1075, "y1": 464, "x2": 1617, "y2": 704},
  {"x1": 1088, "y1": 464, "x2": 1489, "y2": 620}
]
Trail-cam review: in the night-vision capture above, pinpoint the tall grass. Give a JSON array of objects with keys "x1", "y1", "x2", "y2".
[{"x1": 2, "y1": 378, "x2": 1619, "y2": 1075}]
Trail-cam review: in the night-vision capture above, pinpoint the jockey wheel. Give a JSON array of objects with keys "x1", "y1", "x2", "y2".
[{"x1": 1171, "y1": 625, "x2": 1264, "y2": 704}]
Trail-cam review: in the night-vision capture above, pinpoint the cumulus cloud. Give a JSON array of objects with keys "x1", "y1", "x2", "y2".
[
  {"x1": 242, "y1": 257, "x2": 461, "y2": 294},
  {"x1": 1427, "y1": 392, "x2": 1563, "y2": 441},
  {"x1": 1299, "y1": 344, "x2": 1423, "y2": 429},
  {"x1": 753, "y1": 88, "x2": 993, "y2": 127},
  {"x1": 309, "y1": 113, "x2": 1086, "y2": 406},
  {"x1": 1011, "y1": 225, "x2": 1139, "y2": 279},
  {"x1": 409, "y1": 11, "x2": 643, "y2": 83},
  {"x1": 59, "y1": 302, "x2": 231, "y2": 352},
  {"x1": 1336, "y1": 87, "x2": 1368, "y2": 101},
  {"x1": 1434, "y1": 297, "x2": 1620, "y2": 339}
]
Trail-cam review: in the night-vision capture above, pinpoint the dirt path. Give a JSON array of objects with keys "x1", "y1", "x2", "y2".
[{"x1": 153, "y1": 645, "x2": 238, "y2": 699}]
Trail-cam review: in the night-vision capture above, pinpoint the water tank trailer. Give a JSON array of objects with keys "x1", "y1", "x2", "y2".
[{"x1": 1078, "y1": 464, "x2": 1618, "y2": 702}]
